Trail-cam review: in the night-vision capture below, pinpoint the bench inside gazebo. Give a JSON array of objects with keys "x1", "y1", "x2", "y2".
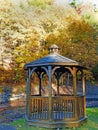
[{"x1": 24, "y1": 44, "x2": 87, "y2": 129}]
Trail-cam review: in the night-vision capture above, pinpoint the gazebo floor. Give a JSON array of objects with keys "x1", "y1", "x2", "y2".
[
  {"x1": 26, "y1": 111, "x2": 87, "y2": 128},
  {"x1": 26, "y1": 116, "x2": 87, "y2": 129}
]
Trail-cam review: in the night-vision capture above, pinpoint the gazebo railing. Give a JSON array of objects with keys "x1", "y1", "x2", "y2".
[
  {"x1": 52, "y1": 96, "x2": 75, "y2": 120},
  {"x1": 30, "y1": 96, "x2": 85, "y2": 121},
  {"x1": 30, "y1": 96, "x2": 49, "y2": 120}
]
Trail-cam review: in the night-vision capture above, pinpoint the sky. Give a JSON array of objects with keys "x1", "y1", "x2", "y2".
[
  {"x1": 55, "y1": 0, "x2": 98, "y2": 8},
  {"x1": 82, "y1": 0, "x2": 98, "y2": 7},
  {"x1": 11, "y1": 0, "x2": 98, "y2": 9}
]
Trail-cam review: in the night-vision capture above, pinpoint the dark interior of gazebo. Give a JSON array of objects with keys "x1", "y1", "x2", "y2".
[{"x1": 25, "y1": 44, "x2": 87, "y2": 129}]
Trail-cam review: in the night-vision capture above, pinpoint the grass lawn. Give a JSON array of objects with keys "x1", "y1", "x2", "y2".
[{"x1": 11, "y1": 108, "x2": 98, "y2": 130}]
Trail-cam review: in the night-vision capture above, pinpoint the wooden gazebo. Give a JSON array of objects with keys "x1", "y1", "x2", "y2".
[{"x1": 24, "y1": 44, "x2": 87, "y2": 129}]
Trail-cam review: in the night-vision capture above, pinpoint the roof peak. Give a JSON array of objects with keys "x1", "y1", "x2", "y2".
[{"x1": 49, "y1": 44, "x2": 59, "y2": 54}]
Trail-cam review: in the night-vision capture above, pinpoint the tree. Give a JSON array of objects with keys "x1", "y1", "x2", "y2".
[
  {"x1": 0, "y1": 0, "x2": 41, "y2": 83},
  {"x1": 70, "y1": 0, "x2": 77, "y2": 9},
  {"x1": 45, "y1": 18, "x2": 97, "y2": 80},
  {"x1": 27, "y1": 0, "x2": 53, "y2": 9},
  {"x1": 76, "y1": 2, "x2": 98, "y2": 81},
  {"x1": 0, "y1": 0, "x2": 97, "y2": 83}
]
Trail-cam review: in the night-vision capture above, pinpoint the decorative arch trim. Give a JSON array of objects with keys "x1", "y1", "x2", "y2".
[
  {"x1": 30, "y1": 67, "x2": 37, "y2": 77},
  {"x1": 41, "y1": 67, "x2": 49, "y2": 76}
]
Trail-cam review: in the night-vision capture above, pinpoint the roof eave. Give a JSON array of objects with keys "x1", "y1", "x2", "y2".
[{"x1": 24, "y1": 62, "x2": 85, "y2": 70}]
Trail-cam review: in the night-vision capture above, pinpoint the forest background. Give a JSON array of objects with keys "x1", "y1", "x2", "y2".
[{"x1": 0, "y1": 0, "x2": 98, "y2": 89}]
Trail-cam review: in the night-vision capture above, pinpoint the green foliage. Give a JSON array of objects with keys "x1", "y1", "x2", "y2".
[
  {"x1": 27, "y1": 0, "x2": 53, "y2": 9},
  {"x1": 70, "y1": 0, "x2": 77, "y2": 9},
  {"x1": 92, "y1": 64, "x2": 98, "y2": 81}
]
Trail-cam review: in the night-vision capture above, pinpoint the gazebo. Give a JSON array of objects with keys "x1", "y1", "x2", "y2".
[{"x1": 24, "y1": 44, "x2": 87, "y2": 129}]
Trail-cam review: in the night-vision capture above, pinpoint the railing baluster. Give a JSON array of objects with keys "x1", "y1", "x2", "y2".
[{"x1": 30, "y1": 96, "x2": 84, "y2": 121}]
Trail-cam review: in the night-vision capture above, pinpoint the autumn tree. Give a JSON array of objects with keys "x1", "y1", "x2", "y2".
[
  {"x1": 0, "y1": 0, "x2": 98, "y2": 83},
  {"x1": 77, "y1": 2, "x2": 98, "y2": 81},
  {"x1": 0, "y1": 0, "x2": 41, "y2": 83},
  {"x1": 45, "y1": 17, "x2": 97, "y2": 80},
  {"x1": 27, "y1": 0, "x2": 53, "y2": 8}
]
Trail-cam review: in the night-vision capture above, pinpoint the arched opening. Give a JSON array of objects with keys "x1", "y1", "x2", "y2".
[
  {"x1": 77, "y1": 70, "x2": 83, "y2": 95},
  {"x1": 59, "y1": 71, "x2": 73, "y2": 96},
  {"x1": 31, "y1": 72, "x2": 39, "y2": 96},
  {"x1": 41, "y1": 73, "x2": 49, "y2": 96},
  {"x1": 52, "y1": 74, "x2": 57, "y2": 96},
  {"x1": 52, "y1": 67, "x2": 73, "y2": 96}
]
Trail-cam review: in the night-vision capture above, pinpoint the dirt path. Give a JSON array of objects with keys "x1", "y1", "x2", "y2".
[{"x1": 0, "y1": 107, "x2": 25, "y2": 123}]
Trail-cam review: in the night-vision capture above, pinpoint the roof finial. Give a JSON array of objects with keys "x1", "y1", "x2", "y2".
[{"x1": 49, "y1": 44, "x2": 59, "y2": 54}]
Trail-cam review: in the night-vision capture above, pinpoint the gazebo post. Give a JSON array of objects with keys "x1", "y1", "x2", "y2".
[
  {"x1": 57, "y1": 77, "x2": 60, "y2": 95},
  {"x1": 73, "y1": 67, "x2": 77, "y2": 96},
  {"x1": 39, "y1": 75, "x2": 42, "y2": 96},
  {"x1": 73, "y1": 67, "x2": 78, "y2": 120},
  {"x1": 82, "y1": 73, "x2": 86, "y2": 117},
  {"x1": 26, "y1": 68, "x2": 32, "y2": 119},
  {"x1": 48, "y1": 66, "x2": 52, "y2": 121}
]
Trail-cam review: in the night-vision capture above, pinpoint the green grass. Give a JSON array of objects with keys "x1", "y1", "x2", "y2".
[{"x1": 11, "y1": 108, "x2": 98, "y2": 130}]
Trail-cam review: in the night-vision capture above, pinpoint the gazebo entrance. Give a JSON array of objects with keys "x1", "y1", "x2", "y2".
[{"x1": 25, "y1": 45, "x2": 87, "y2": 129}]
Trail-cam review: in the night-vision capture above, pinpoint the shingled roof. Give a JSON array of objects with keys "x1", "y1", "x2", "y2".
[{"x1": 25, "y1": 44, "x2": 84, "y2": 69}]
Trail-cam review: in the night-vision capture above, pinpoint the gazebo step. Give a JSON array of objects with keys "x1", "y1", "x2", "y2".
[{"x1": 26, "y1": 117, "x2": 88, "y2": 129}]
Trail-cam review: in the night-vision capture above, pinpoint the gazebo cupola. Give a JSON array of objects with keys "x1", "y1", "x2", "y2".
[{"x1": 25, "y1": 44, "x2": 87, "y2": 129}]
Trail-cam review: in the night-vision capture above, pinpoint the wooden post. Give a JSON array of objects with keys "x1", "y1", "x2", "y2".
[
  {"x1": 57, "y1": 78, "x2": 59, "y2": 95},
  {"x1": 73, "y1": 68, "x2": 77, "y2": 96},
  {"x1": 82, "y1": 72, "x2": 86, "y2": 117},
  {"x1": 26, "y1": 68, "x2": 32, "y2": 119},
  {"x1": 39, "y1": 75, "x2": 42, "y2": 96},
  {"x1": 73, "y1": 67, "x2": 78, "y2": 120},
  {"x1": 48, "y1": 66, "x2": 52, "y2": 121},
  {"x1": 26, "y1": 70, "x2": 29, "y2": 118}
]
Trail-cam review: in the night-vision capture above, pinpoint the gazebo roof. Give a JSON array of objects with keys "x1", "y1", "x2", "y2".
[
  {"x1": 25, "y1": 53, "x2": 80, "y2": 68},
  {"x1": 25, "y1": 44, "x2": 84, "y2": 69}
]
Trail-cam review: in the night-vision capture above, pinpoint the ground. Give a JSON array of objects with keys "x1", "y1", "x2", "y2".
[
  {"x1": 0, "y1": 124, "x2": 16, "y2": 130},
  {"x1": 0, "y1": 82, "x2": 98, "y2": 129}
]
